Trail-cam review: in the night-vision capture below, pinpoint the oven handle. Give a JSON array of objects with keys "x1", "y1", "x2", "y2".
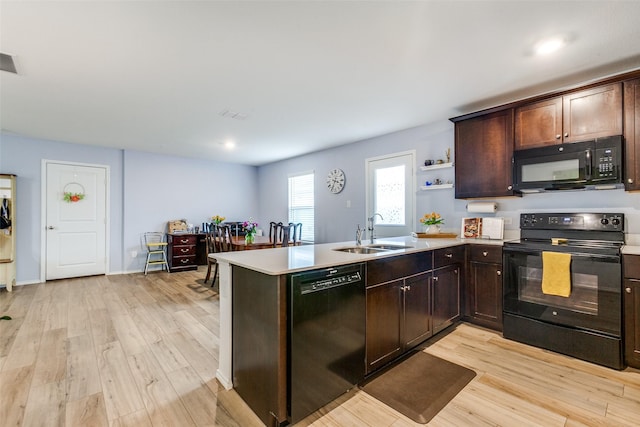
[{"x1": 503, "y1": 247, "x2": 620, "y2": 262}]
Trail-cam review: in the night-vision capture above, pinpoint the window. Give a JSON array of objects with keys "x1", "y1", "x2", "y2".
[
  {"x1": 366, "y1": 151, "x2": 415, "y2": 238},
  {"x1": 288, "y1": 172, "x2": 314, "y2": 243}
]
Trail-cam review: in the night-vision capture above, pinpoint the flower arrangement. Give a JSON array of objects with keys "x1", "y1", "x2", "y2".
[
  {"x1": 211, "y1": 215, "x2": 225, "y2": 225},
  {"x1": 64, "y1": 192, "x2": 85, "y2": 203},
  {"x1": 420, "y1": 212, "x2": 444, "y2": 226},
  {"x1": 243, "y1": 218, "x2": 258, "y2": 244}
]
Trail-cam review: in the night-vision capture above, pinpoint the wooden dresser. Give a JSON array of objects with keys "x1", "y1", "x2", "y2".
[{"x1": 166, "y1": 232, "x2": 208, "y2": 272}]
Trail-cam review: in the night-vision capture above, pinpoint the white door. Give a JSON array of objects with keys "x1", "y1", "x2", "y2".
[
  {"x1": 365, "y1": 151, "x2": 415, "y2": 238},
  {"x1": 45, "y1": 162, "x2": 108, "y2": 280}
]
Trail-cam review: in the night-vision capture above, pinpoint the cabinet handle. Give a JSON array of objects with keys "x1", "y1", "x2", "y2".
[
  {"x1": 507, "y1": 185, "x2": 513, "y2": 191},
  {"x1": 628, "y1": 178, "x2": 634, "y2": 184},
  {"x1": 180, "y1": 248, "x2": 189, "y2": 253},
  {"x1": 626, "y1": 287, "x2": 632, "y2": 294},
  {"x1": 445, "y1": 253, "x2": 453, "y2": 258},
  {"x1": 47, "y1": 226, "x2": 55, "y2": 230},
  {"x1": 180, "y1": 239, "x2": 189, "y2": 243},
  {"x1": 497, "y1": 270, "x2": 502, "y2": 276},
  {"x1": 180, "y1": 259, "x2": 189, "y2": 264},
  {"x1": 433, "y1": 277, "x2": 439, "y2": 282},
  {"x1": 556, "y1": 134, "x2": 561, "y2": 139},
  {"x1": 482, "y1": 251, "x2": 488, "y2": 257},
  {"x1": 564, "y1": 132, "x2": 569, "y2": 138},
  {"x1": 406, "y1": 285, "x2": 411, "y2": 291}
]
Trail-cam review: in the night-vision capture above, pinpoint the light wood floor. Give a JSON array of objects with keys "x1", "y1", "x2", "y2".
[{"x1": 1, "y1": 269, "x2": 639, "y2": 427}]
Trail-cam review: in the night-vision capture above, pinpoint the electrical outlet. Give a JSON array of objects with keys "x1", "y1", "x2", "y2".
[{"x1": 131, "y1": 250, "x2": 137, "y2": 258}]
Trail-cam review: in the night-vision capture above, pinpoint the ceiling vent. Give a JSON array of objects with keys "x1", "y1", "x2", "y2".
[{"x1": 1, "y1": 53, "x2": 18, "y2": 74}]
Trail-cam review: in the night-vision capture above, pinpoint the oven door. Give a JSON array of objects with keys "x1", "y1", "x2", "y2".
[{"x1": 503, "y1": 244, "x2": 621, "y2": 337}]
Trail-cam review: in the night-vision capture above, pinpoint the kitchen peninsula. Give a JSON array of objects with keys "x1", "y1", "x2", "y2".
[{"x1": 213, "y1": 235, "x2": 503, "y2": 426}]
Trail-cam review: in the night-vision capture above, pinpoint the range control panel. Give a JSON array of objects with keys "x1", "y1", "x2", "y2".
[{"x1": 520, "y1": 212, "x2": 624, "y2": 231}]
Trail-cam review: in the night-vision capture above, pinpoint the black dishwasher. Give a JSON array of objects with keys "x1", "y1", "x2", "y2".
[{"x1": 289, "y1": 263, "x2": 366, "y2": 424}]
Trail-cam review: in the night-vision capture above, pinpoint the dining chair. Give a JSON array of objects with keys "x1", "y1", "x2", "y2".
[
  {"x1": 289, "y1": 222, "x2": 303, "y2": 245},
  {"x1": 143, "y1": 232, "x2": 169, "y2": 275},
  {"x1": 279, "y1": 223, "x2": 293, "y2": 247},
  {"x1": 269, "y1": 221, "x2": 283, "y2": 246},
  {"x1": 204, "y1": 228, "x2": 216, "y2": 285}
]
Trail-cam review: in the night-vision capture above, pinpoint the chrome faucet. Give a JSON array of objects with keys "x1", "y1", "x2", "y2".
[
  {"x1": 356, "y1": 225, "x2": 363, "y2": 246},
  {"x1": 368, "y1": 213, "x2": 384, "y2": 244}
]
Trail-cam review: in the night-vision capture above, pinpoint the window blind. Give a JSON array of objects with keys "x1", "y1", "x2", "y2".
[{"x1": 288, "y1": 172, "x2": 314, "y2": 243}]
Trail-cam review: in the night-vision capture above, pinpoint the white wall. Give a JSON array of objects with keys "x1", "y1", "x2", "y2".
[
  {"x1": 257, "y1": 121, "x2": 640, "y2": 243},
  {"x1": 1, "y1": 132, "x2": 259, "y2": 283}
]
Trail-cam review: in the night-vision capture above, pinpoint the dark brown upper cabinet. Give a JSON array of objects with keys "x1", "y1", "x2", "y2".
[
  {"x1": 454, "y1": 109, "x2": 516, "y2": 199},
  {"x1": 624, "y1": 78, "x2": 640, "y2": 191},
  {"x1": 515, "y1": 83, "x2": 623, "y2": 150}
]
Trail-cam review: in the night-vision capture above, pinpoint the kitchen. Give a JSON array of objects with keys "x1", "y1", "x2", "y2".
[{"x1": 2, "y1": 1, "x2": 640, "y2": 426}]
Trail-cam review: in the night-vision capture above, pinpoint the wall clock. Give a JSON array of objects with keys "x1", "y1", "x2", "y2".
[{"x1": 326, "y1": 168, "x2": 345, "y2": 194}]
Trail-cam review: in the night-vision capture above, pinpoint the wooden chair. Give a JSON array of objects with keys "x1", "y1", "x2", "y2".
[
  {"x1": 143, "y1": 232, "x2": 169, "y2": 275},
  {"x1": 289, "y1": 222, "x2": 302, "y2": 245},
  {"x1": 269, "y1": 221, "x2": 283, "y2": 246},
  {"x1": 205, "y1": 225, "x2": 232, "y2": 286}
]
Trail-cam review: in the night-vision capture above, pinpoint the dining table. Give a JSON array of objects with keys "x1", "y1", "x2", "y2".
[
  {"x1": 230, "y1": 235, "x2": 299, "y2": 251},
  {"x1": 230, "y1": 235, "x2": 278, "y2": 251}
]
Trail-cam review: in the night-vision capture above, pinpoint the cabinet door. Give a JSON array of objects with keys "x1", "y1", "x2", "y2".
[
  {"x1": 455, "y1": 109, "x2": 515, "y2": 199},
  {"x1": 432, "y1": 265, "x2": 461, "y2": 334},
  {"x1": 468, "y1": 261, "x2": 503, "y2": 331},
  {"x1": 624, "y1": 278, "x2": 640, "y2": 368},
  {"x1": 624, "y1": 78, "x2": 640, "y2": 191},
  {"x1": 366, "y1": 280, "x2": 402, "y2": 373},
  {"x1": 403, "y1": 272, "x2": 432, "y2": 348},
  {"x1": 515, "y1": 96, "x2": 563, "y2": 149},
  {"x1": 563, "y1": 83, "x2": 622, "y2": 143}
]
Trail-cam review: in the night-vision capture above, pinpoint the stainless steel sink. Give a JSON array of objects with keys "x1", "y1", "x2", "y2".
[
  {"x1": 367, "y1": 244, "x2": 414, "y2": 250},
  {"x1": 333, "y1": 246, "x2": 388, "y2": 254}
]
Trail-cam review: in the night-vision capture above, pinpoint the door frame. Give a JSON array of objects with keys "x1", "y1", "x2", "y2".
[
  {"x1": 364, "y1": 150, "x2": 416, "y2": 238},
  {"x1": 40, "y1": 159, "x2": 110, "y2": 282}
]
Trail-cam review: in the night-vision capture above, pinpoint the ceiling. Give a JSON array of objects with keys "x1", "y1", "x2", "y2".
[{"x1": 2, "y1": 1, "x2": 640, "y2": 166}]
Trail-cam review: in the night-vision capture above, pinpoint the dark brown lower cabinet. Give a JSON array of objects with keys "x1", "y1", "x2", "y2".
[
  {"x1": 432, "y1": 265, "x2": 461, "y2": 334},
  {"x1": 623, "y1": 255, "x2": 640, "y2": 368},
  {"x1": 466, "y1": 245, "x2": 503, "y2": 331},
  {"x1": 366, "y1": 272, "x2": 431, "y2": 374}
]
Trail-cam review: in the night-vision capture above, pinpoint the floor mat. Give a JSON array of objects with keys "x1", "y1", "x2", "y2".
[{"x1": 361, "y1": 351, "x2": 476, "y2": 424}]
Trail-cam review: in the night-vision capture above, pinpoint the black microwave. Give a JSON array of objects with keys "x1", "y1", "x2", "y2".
[{"x1": 513, "y1": 135, "x2": 623, "y2": 192}]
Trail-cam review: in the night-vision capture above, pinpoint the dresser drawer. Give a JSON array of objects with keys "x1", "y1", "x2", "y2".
[
  {"x1": 468, "y1": 245, "x2": 502, "y2": 263},
  {"x1": 172, "y1": 244, "x2": 196, "y2": 256},
  {"x1": 172, "y1": 255, "x2": 196, "y2": 267},
  {"x1": 433, "y1": 245, "x2": 465, "y2": 268},
  {"x1": 171, "y1": 235, "x2": 197, "y2": 245}
]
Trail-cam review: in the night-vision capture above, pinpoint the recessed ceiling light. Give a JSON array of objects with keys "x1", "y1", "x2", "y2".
[
  {"x1": 224, "y1": 141, "x2": 236, "y2": 150},
  {"x1": 534, "y1": 37, "x2": 565, "y2": 55}
]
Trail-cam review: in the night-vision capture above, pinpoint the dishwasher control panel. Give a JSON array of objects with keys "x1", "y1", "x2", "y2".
[{"x1": 301, "y1": 272, "x2": 362, "y2": 294}]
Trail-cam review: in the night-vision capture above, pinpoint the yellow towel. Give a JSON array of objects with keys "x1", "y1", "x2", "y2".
[{"x1": 541, "y1": 251, "x2": 572, "y2": 297}]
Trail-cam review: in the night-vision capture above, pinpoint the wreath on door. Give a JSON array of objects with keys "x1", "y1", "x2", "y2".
[{"x1": 63, "y1": 182, "x2": 86, "y2": 203}]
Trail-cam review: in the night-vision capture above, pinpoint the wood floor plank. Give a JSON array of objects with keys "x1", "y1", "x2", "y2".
[
  {"x1": 66, "y1": 333, "x2": 102, "y2": 401},
  {"x1": 96, "y1": 341, "x2": 145, "y2": 422},
  {"x1": 0, "y1": 365, "x2": 34, "y2": 427},
  {"x1": 65, "y1": 392, "x2": 109, "y2": 427},
  {"x1": 32, "y1": 327, "x2": 67, "y2": 387},
  {"x1": 22, "y1": 379, "x2": 67, "y2": 427},
  {"x1": 127, "y1": 350, "x2": 196, "y2": 426}
]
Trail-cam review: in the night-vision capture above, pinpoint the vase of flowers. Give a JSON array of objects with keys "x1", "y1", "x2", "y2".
[
  {"x1": 211, "y1": 215, "x2": 225, "y2": 225},
  {"x1": 243, "y1": 218, "x2": 258, "y2": 244},
  {"x1": 420, "y1": 212, "x2": 444, "y2": 234}
]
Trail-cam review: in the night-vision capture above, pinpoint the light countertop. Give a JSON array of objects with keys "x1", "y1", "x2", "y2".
[{"x1": 213, "y1": 235, "x2": 505, "y2": 275}]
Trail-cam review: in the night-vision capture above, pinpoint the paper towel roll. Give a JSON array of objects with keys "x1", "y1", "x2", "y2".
[{"x1": 466, "y1": 202, "x2": 497, "y2": 213}]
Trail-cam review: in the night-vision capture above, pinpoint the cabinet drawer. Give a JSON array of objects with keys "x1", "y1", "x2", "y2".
[
  {"x1": 172, "y1": 245, "x2": 196, "y2": 256},
  {"x1": 367, "y1": 252, "x2": 432, "y2": 287},
  {"x1": 624, "y1": 255, "x2": 640, "y2": 278},
  {"x1": 468, "y1": 245, "x2": 502, "y2": 263},
  {"x1": 433, "y1": 246, "x2": 465, "y2": 268},
  {"x1": 172, "y1": 255, "x2": 196, "y2": 266},
  {"x1": 172, "y1": 235, "x2": 197, "y2": 245}
]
